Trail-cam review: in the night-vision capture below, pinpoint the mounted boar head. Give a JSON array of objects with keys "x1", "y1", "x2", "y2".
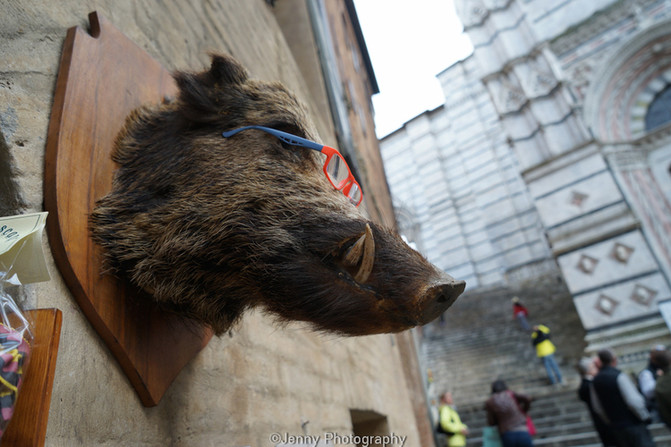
[{"x1": 90, "y1": 54, "x2": 465, "y2": 336}]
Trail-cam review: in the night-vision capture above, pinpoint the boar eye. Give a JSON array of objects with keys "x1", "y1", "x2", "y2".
[{"x1": 336, "y1": 269, "x2": 378, "y2": 296}]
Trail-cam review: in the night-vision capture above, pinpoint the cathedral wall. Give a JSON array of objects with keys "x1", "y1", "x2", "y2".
[{"x1": 438, "y1": 0, "x2": 671, "y2": 356}]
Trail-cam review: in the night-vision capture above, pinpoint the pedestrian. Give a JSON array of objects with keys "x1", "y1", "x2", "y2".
[
  {"x1": 531, "y1": 324, "x2": 562, "y2": 385},
  {"x1": 512, "y1": 297, "x2": 530, "y2": 331},
  {"x1": 638, "y1": 344, "x2": 666, "y2": 423},
  {"x1": 590, "y1": 348, "x2": 655, "y2": 447},
  {"x1": 437, "y1": 391, "x2": 468, "y2": 447},
  {"x1": 485, "y1": 379, "x2": 534, "y2": 447},
  {"x1": 654, "y1": 350, "x2": 671, "y2": 429},
  {"x1": 577, "y1": 357, "x2": 616, "y2": 446}
]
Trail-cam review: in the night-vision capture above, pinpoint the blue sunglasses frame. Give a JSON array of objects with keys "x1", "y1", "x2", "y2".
[{"x1": 222, "y1": 125, "x2": 363, "y2": 206}]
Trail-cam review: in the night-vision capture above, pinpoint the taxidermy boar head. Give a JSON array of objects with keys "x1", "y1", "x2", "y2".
[{"x1": 90, "y1": 54, "x2": 465, "y2": 336}]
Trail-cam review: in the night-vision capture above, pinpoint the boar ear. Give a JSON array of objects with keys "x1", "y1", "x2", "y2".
[
  {"x1": 343, "y1": 224, "x2": 375, "y2": 283},
  {"x1": 209, "y1": 54, "x2": 248, "y2": 85},
  {"x1": 173, "y1": 54, "x2": 249, "y2": 124}
]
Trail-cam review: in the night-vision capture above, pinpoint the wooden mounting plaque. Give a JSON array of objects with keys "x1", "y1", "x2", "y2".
[{"x1": 44, "y1": 11, "x2": 212, "y2": 407}]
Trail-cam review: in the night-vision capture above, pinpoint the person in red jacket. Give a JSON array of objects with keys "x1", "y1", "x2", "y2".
[{"x1": 512, "y1": 296, "x2": 530, "y2": 331}]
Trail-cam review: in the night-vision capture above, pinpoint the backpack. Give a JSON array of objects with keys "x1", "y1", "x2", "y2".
[
  {"x1": 436, "y1": 421, "x2": 454, "y2": 436},
  {"x1": 436, "y1": 407, "x2": 456, "y2": 436}
]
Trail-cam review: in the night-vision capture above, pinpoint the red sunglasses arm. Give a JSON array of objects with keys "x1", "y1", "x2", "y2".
[{"x1": 319, "y1": 145, "x2": 339, "y2": 157}]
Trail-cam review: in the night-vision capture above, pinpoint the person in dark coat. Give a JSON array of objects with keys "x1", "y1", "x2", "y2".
[
  {"x1": 654, "y1": 350, "x2": 671, "y2": 429},
  {"x1": 577, "y1": 356, "x2": 616, "y2": 446},
  {"x1": 638, "y1": 345, "x2": 666, "y2": 423},
  {"x1": 590, "y1": 349, "x2": 655, "y2": 447}
]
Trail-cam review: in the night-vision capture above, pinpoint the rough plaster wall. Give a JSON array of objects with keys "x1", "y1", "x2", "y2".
[{"x1": 0, "y1": 1, "x2": 422, "y2": 445}]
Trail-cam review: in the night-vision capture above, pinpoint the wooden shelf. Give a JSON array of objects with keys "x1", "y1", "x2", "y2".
[{"x1": 3, "y1": 308, "x2": 62, "y2": 447}]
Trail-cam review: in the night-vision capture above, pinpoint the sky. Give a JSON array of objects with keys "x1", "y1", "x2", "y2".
[{"x1": 353, "y1": 0, "x2": 473, "y2": 138}]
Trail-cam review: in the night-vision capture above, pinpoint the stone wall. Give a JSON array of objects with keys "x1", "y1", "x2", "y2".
[{"x1": 1, "y1": 1, "x2": 422, "y2": 445}]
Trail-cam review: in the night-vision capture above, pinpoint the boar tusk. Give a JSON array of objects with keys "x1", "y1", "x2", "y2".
[
  {"x1": 344, "y1": 224, "x2": 375, "y2": 283},
  {"x1": 343, "y1": 233, "x2": 365, "y2": 267},
  {"x1": 355, "y1": 224, "x2": 375, "y2": 283}
]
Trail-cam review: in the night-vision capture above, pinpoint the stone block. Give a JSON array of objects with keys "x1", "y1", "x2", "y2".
[
  {"x1": 535, "y1": 170, "x2": 623, "y2": 228},
  {"x1": 573, "y1": 272, "x2": 671, "y2": 330},
  {"x1": 557, "y1": 230, "x2": 660, "y2": 295}
]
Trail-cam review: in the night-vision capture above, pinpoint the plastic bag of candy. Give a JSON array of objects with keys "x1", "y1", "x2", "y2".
[
  {"x1": 0, "y1": 293, "x2": 31, "y2": 432},
  {"x1": 0, "y1": 212, "x2": 49, "y2": 437}
]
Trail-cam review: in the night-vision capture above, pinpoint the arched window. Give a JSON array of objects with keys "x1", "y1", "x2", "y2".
[
  {"x1": 583, "y1": 21, "x2": 671, "y2": 141},
  {"x1": 645, "y1": 85, "x2": 671, "y2": 132}
]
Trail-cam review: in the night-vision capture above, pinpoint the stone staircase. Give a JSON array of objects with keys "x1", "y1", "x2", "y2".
[
  {"x1": 453, "y1": 390, "x2": 671, "y2": 446},
  {"x1": 420, "y1": 274, "x2": 671, "y2": 446}
]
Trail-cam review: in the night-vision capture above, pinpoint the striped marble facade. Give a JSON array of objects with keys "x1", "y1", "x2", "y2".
[{"x1": 380, "y1": 0, "x2": 671, "y2": 354}]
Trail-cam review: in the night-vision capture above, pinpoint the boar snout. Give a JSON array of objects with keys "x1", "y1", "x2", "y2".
[{"x1": 418, "y1": 277, "x2": 466, "y2": 325}]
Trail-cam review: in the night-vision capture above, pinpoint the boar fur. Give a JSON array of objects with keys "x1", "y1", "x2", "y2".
[{"x1": 90, "y1": 54, "x2": 465, "y2": 336}]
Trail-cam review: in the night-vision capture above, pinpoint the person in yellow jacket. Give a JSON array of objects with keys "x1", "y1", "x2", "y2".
[
  {"x1": 438, "y1": 391, "x2": 469, "y2": 447},
  {"x1": 531, "y1": 324, "x2": 563, "y2": 385}
]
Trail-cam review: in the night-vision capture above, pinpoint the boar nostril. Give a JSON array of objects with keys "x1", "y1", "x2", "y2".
[{"x1": 418, "y1": 280, "x2": 466, "y2": 324}]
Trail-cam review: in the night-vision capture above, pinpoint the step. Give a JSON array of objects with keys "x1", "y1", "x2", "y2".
[{"x1": 422, "y1": 273, "x2": 594, "y2": 445}]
